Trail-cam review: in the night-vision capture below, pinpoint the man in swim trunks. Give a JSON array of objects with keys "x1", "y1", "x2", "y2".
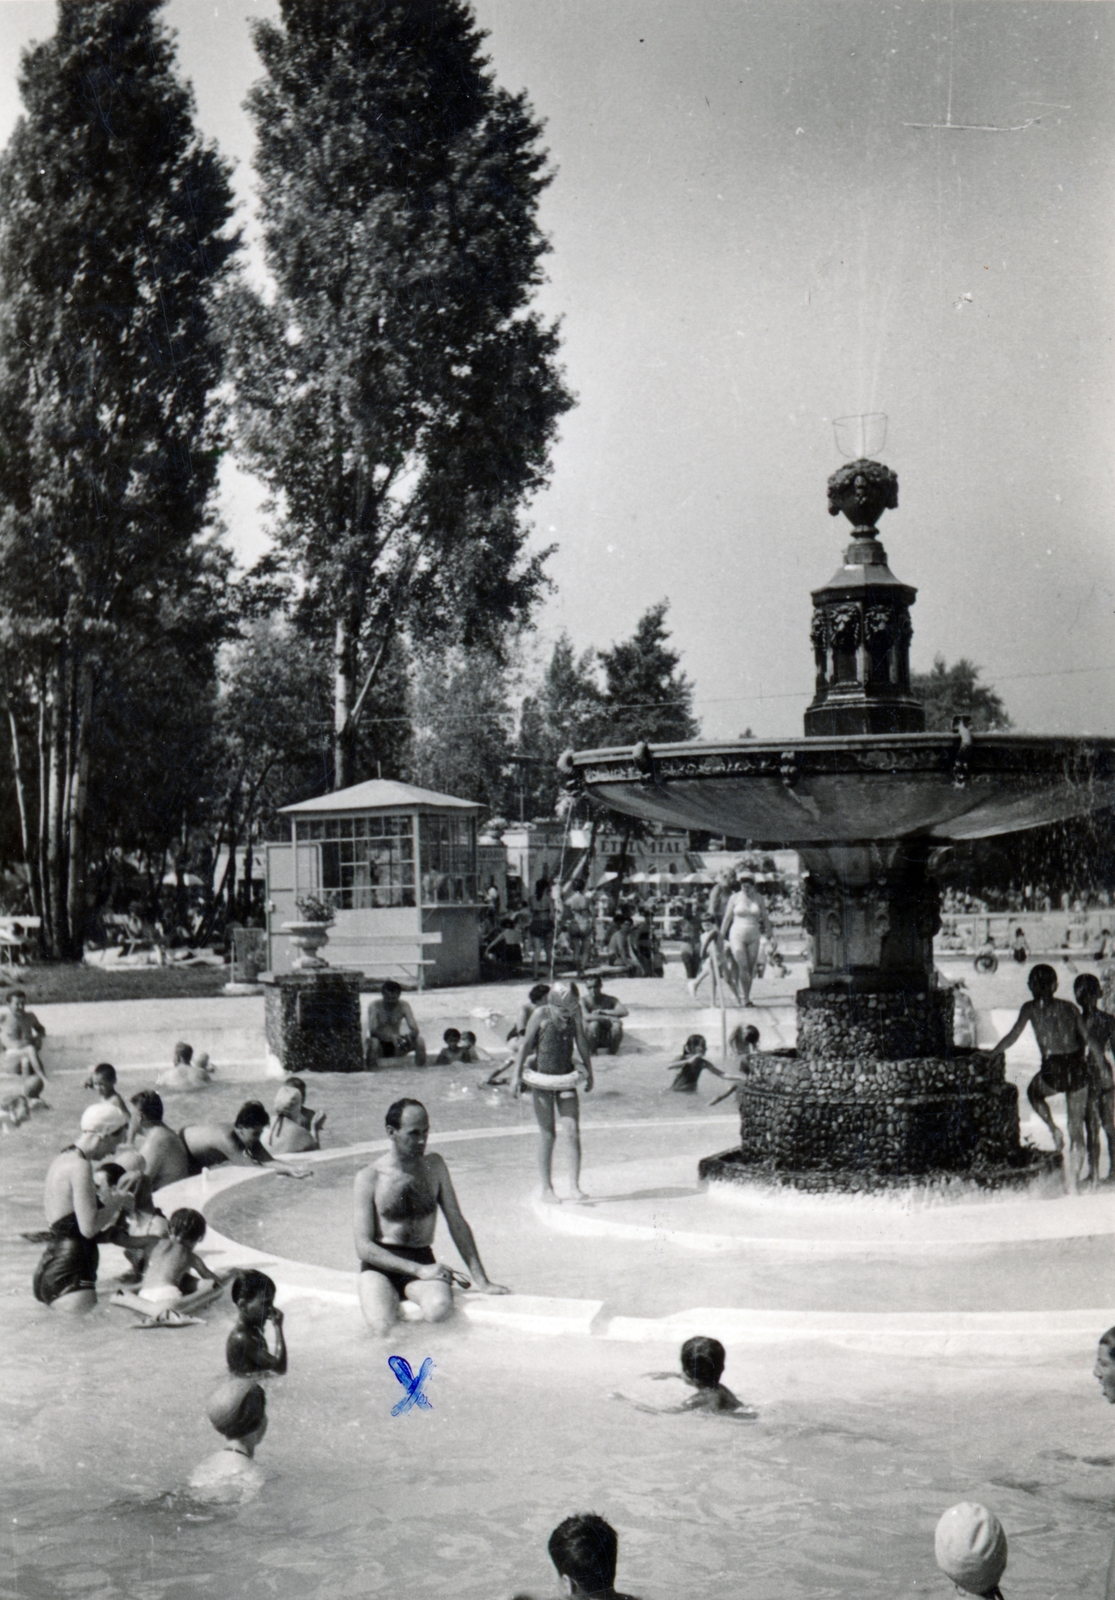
[
  {"x1": 511, "y1": 980, "x2": 594, "y2": 1203},
  {"x1": 365, "y1": 980, "x2": 428, "y2": 1067},
  {"x1": 127, "y1": 1090, "x2": 193, "y2": 1189},
  {"x1": 985, "y1": 963, "x2": 1091, "y2": 1189},
  {"x1": 354, "y1": 1098, "x2": 509, "y2": 1334},
  {"x1": 581, "y1": 975, "x2": 628, "y2": 1055},
  {"x1": 2, "y1": 990, "x2": 47, "y2": 1101},
  {"x1": 35, "y1": 1102, "x2": 133, "y2": 1312},
  {"x1": 180, "y1": 1101, "x2": 310, "y2": 1177}
]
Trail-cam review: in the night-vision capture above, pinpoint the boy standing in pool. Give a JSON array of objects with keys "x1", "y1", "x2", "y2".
[
  {"x1": 545, "y1": 1514, "x2": 639, "y2": 1600},
  {"x1": 226, "y1": 1270, "x2": 288, "y2": 1375},
  {"x1": 984, "y1": 964, "x2": 1090, "y2": 1188}
]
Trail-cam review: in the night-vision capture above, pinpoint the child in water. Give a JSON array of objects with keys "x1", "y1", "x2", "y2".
[
  {"x1": 95, "y1": 1161, "x2": 168, "y2": 1275},
  {"x1": 622, "y1": 1335, "x2": 756, "y2": 1416},
  {"x1": 189, "y1": 1378, "x2": 268, "y2": 1500},
  {"x1": 110, "y1": 1206, "x2": 222, "y2": 1321},
  {"x1": 665, "y1": 1034, "x2": 736, "y2": 1095},
  {"x1": 435, "y1": 1028, "x2": 466, "y2": 1065},
  {"x1": 710, "y1": 1026, "x2": 760, "y2": 1107},
  {"x1": 83, "y1": 1062, "x2": 129, "y2": 1117},
  {"x1": 226, "y1": 1270, "x2": 288, "y2": 1376}
]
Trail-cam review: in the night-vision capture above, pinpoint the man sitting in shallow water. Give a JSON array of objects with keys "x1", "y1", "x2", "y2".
[{"x1": 353, "y1": 1098, "x2": 509, "y2": 1334}]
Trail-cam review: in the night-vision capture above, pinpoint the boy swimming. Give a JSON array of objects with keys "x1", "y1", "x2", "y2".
[
  {"x1": 226, "y1": 1270, "x2": 288, "y2": 1376},
  {"x1": 634, "y1": 1335, "x2": 755, "y2": 1416}
]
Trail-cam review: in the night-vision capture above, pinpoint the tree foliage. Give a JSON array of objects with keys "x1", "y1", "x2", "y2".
[
  {"x1": 406, "y1": 646, "x2": 515, "y2": 813},
  {"x1": 596, "y1": 602, "x2": 701, "y2": 747},
  {"x1": 0, "y1": 0, "x2": 237, "y2": 954},
  {"x1": 226, "y1": 0, "x2": 574, "y2": 788},
  {"x1": 515, "y1": 634, "x2": 602, "y2": 817},
  {"x1": 910, "y1": 656, "x2": 1012, "y2": 732}
]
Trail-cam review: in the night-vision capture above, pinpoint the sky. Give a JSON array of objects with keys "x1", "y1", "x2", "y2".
[{"x1": 1, "y1": 0, "x2": 1113, "y2": 741}]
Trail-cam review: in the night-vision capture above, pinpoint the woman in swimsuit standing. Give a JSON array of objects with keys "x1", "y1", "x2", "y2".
[
  {"x1": 511, "y1": 981, "x2": 594, "y2": 1203},
  {"x1": 36, "y1": 1102, "x2": 132, "y2": 1312},
  {"x1": 720, "y1": 876, "x2": 772, "y2": 1007}
]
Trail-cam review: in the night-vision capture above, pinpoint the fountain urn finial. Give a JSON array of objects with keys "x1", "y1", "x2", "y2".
[{"x1": 827, "y1": 457, "x2": 899, "y2": 534}]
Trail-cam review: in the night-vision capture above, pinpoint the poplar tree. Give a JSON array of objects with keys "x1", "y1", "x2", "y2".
[
  {"x1": 0, "y1": 1, "x2": 237, "y2": 955},
  {"x1": 227, "y1": 0, "x2": 573, "y2": 790}
]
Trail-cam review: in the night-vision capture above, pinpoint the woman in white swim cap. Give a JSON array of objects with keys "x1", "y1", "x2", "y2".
[{"x1": 511, "y1": 981, "x2": 594, "y2": 1203}]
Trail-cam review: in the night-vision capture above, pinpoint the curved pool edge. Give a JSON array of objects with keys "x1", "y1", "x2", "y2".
[{"x1": 133, "y1": 1132, "x2": 1115, "y2": 1355}]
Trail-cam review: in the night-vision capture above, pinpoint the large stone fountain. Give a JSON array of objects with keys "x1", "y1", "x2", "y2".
[{"x1": 566, "y1": 459, "x2": 1115, "y2": 1189}]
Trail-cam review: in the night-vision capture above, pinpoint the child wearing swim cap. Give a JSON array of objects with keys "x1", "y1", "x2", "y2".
[
  {"x1": 189, "y1": 1378, "x2": 268, "y2": 1500},
  {"x1": 935, "y1": 1502, "x2": 1007, "y2": 1599}
]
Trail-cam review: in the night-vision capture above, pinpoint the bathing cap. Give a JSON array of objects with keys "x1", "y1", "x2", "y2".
[
  {"x1": 206, "y1": 1377, "x2": 266, "y2": 1439},
  {"x1": 935, "y1": 1503, "x2": 1007, "y2": 1595},
  {"x1": 80, "y1": 1102, "x2": 129, "y2": 1136},
  {"x1": 548, "y1": 981, "x2": 578, "y2": 1013},
  {"x1": 273, "y1": 1084, "x2": 302, "y2": 1116}
]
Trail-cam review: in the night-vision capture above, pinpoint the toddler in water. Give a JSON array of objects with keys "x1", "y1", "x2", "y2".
[
  {"x1": 226, "y1": 1270, "x2": 288, "y2": 1375},
  {"x1": 189, "y1": 1378, "x2": 268, "y2": 1501},
  {"x1": 83, "y1": 1062, "x2": 129, "y2": 1117},
  {"x1": 110, "y1": 1206, "x2": 222, "y2": 1321},
  {"x1": 95, "y1": 1161, "x2": 168, "y2": 1274}
]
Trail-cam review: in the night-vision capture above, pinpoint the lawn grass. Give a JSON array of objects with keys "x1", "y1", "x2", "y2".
[{"x1": 0, "y1": 961, "x2": 232, "y2": 1005}]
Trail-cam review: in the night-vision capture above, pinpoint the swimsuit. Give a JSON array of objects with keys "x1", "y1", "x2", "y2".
[
  {"x1": 33, "y1": 1210, "x2": 98, "y2": 1305},
  {"x1": 361, "y1": 1242, "x2": 436, "y2": 1297},
  {"x1": 1037, "y1": 1050, "x2": 1091, "y2": 1095},
  {"x1": 671, "y1": 1060, "x2": 707, "y2": 1093}
]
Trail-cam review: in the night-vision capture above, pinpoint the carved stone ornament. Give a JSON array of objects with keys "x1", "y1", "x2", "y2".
[
  {"x1": 864, "y1": 606, "x2": 893, "y2": 645},
  {"x1": 827, "y1": 458, "x2": 899, "y2": 530},
  {"x1": 829, "y1": 604, "x2": 861, "y2": 651}
]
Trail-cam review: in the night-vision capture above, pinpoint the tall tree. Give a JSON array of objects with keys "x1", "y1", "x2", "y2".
[
  {"x1": 0, "y1": 0, "x2": 237, "y2": 956},
  {"x1": 406, "y1": 645, "x2": 515, "y2": 813},
  {"x1": 227, "y1": 0, "x2": 573, "y2": 790},
  {"x1": 597, "y1": 602, "x2": 700, "y2": 747},
  {"x1": 515, "y1": 633, "x2": 602, "y2": 818},
  {"x1": 910, "y1": 656, "x2": 1012, "y2": 732}
]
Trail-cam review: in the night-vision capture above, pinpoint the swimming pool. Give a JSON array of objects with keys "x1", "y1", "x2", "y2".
[{"x1": 6, "y1": 1052, "x2": 1115, "y2": 1600}]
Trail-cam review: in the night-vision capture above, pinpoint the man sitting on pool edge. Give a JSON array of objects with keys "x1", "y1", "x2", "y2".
[
  {"x1": 353, "y1": 1097, "x2": 509, "y2": 1334},
  {"x1": 365, "y1": 981, "x2": 428, "y2": 1067}
]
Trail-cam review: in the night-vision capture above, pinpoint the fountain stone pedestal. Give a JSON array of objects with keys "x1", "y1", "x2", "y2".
[{"x1": 262, "y1": 970, "x2": 366, "y2": 1075}]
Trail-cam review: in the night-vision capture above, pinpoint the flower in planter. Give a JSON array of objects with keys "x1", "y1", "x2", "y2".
[{"x1": 295, "y1": 895, "x2": 335, "y2": 925}]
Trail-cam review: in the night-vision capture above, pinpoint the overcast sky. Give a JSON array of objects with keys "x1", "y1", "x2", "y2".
[{"x1": 2, "y1": 0, "x2": 1113, "y2": 740}]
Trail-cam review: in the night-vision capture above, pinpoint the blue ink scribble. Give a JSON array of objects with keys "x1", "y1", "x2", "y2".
[{"x1": 388, "y1": 1354, "x2": 434, "y2": 1415}]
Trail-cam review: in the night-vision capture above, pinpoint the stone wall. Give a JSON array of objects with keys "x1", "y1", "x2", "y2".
[
  {"x1": 796, "y1": 986, "x2": 952, "y2": 1061},
  {"x1": 723, "y1": 1047, "x2": 1021, "y2": 1178}
]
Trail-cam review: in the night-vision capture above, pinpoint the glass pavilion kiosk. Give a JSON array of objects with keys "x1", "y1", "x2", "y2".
[{"x1": 264, "y1": 779, "x2": 484, "y2": 988}]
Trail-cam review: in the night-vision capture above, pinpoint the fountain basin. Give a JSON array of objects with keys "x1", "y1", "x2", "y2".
[{"x1": 569, "y1": 732, "x2": 1115, "y2": 845}]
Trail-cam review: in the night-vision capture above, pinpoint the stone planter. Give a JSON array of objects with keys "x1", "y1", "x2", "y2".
[{"x1": 282, "y1": 920, "x2": 332, "y2": 970}]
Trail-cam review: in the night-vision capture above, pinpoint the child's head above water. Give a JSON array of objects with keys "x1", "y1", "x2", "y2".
[
  {"x1": 1075, "y1": 972, "x2": 1102, "y2": 1008},
  {"x1": 683, "y1": 1034, "x2": 707, "y2": 1057},
  {"x1": 89, "y1": 1063, "x2": 117, "y2": 1096},
  {"x1": 462, "y1": 1030, "x2": 477, "y2": 1047},
  {"x1": 728, "y1": 1024, "x2": 760, "y2": 1054},
  {"x1": 167, "y1": 1207, "x2": 207, "y2": 1247},
  {"x1": 442, "y1": 1028, "x2": 461, "y2": 1047},
  {"x1": 680, "y1": 1335, "x2": 726, "y2": 1390},
  {"x1": 206, "y1": 1377, "x2": 267, "y2": 1444},
  {"x1": 231, "y1": 1269, "x2": 276, "y2": 1322},
  {"x1": 173, "y1": 1041, "x2": 194, "y2": 1065},
  {"x1": 528, "y1": 983, "x2": 550, "y2": 1006},
  {"x1": 548, "y1": 1513, "x2": 618, "y2": 1597}
]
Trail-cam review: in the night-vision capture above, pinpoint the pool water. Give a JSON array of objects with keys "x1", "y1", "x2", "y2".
[{"x1": 5, "y1": 1063, "x2": 1115, "y2": 1600}]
